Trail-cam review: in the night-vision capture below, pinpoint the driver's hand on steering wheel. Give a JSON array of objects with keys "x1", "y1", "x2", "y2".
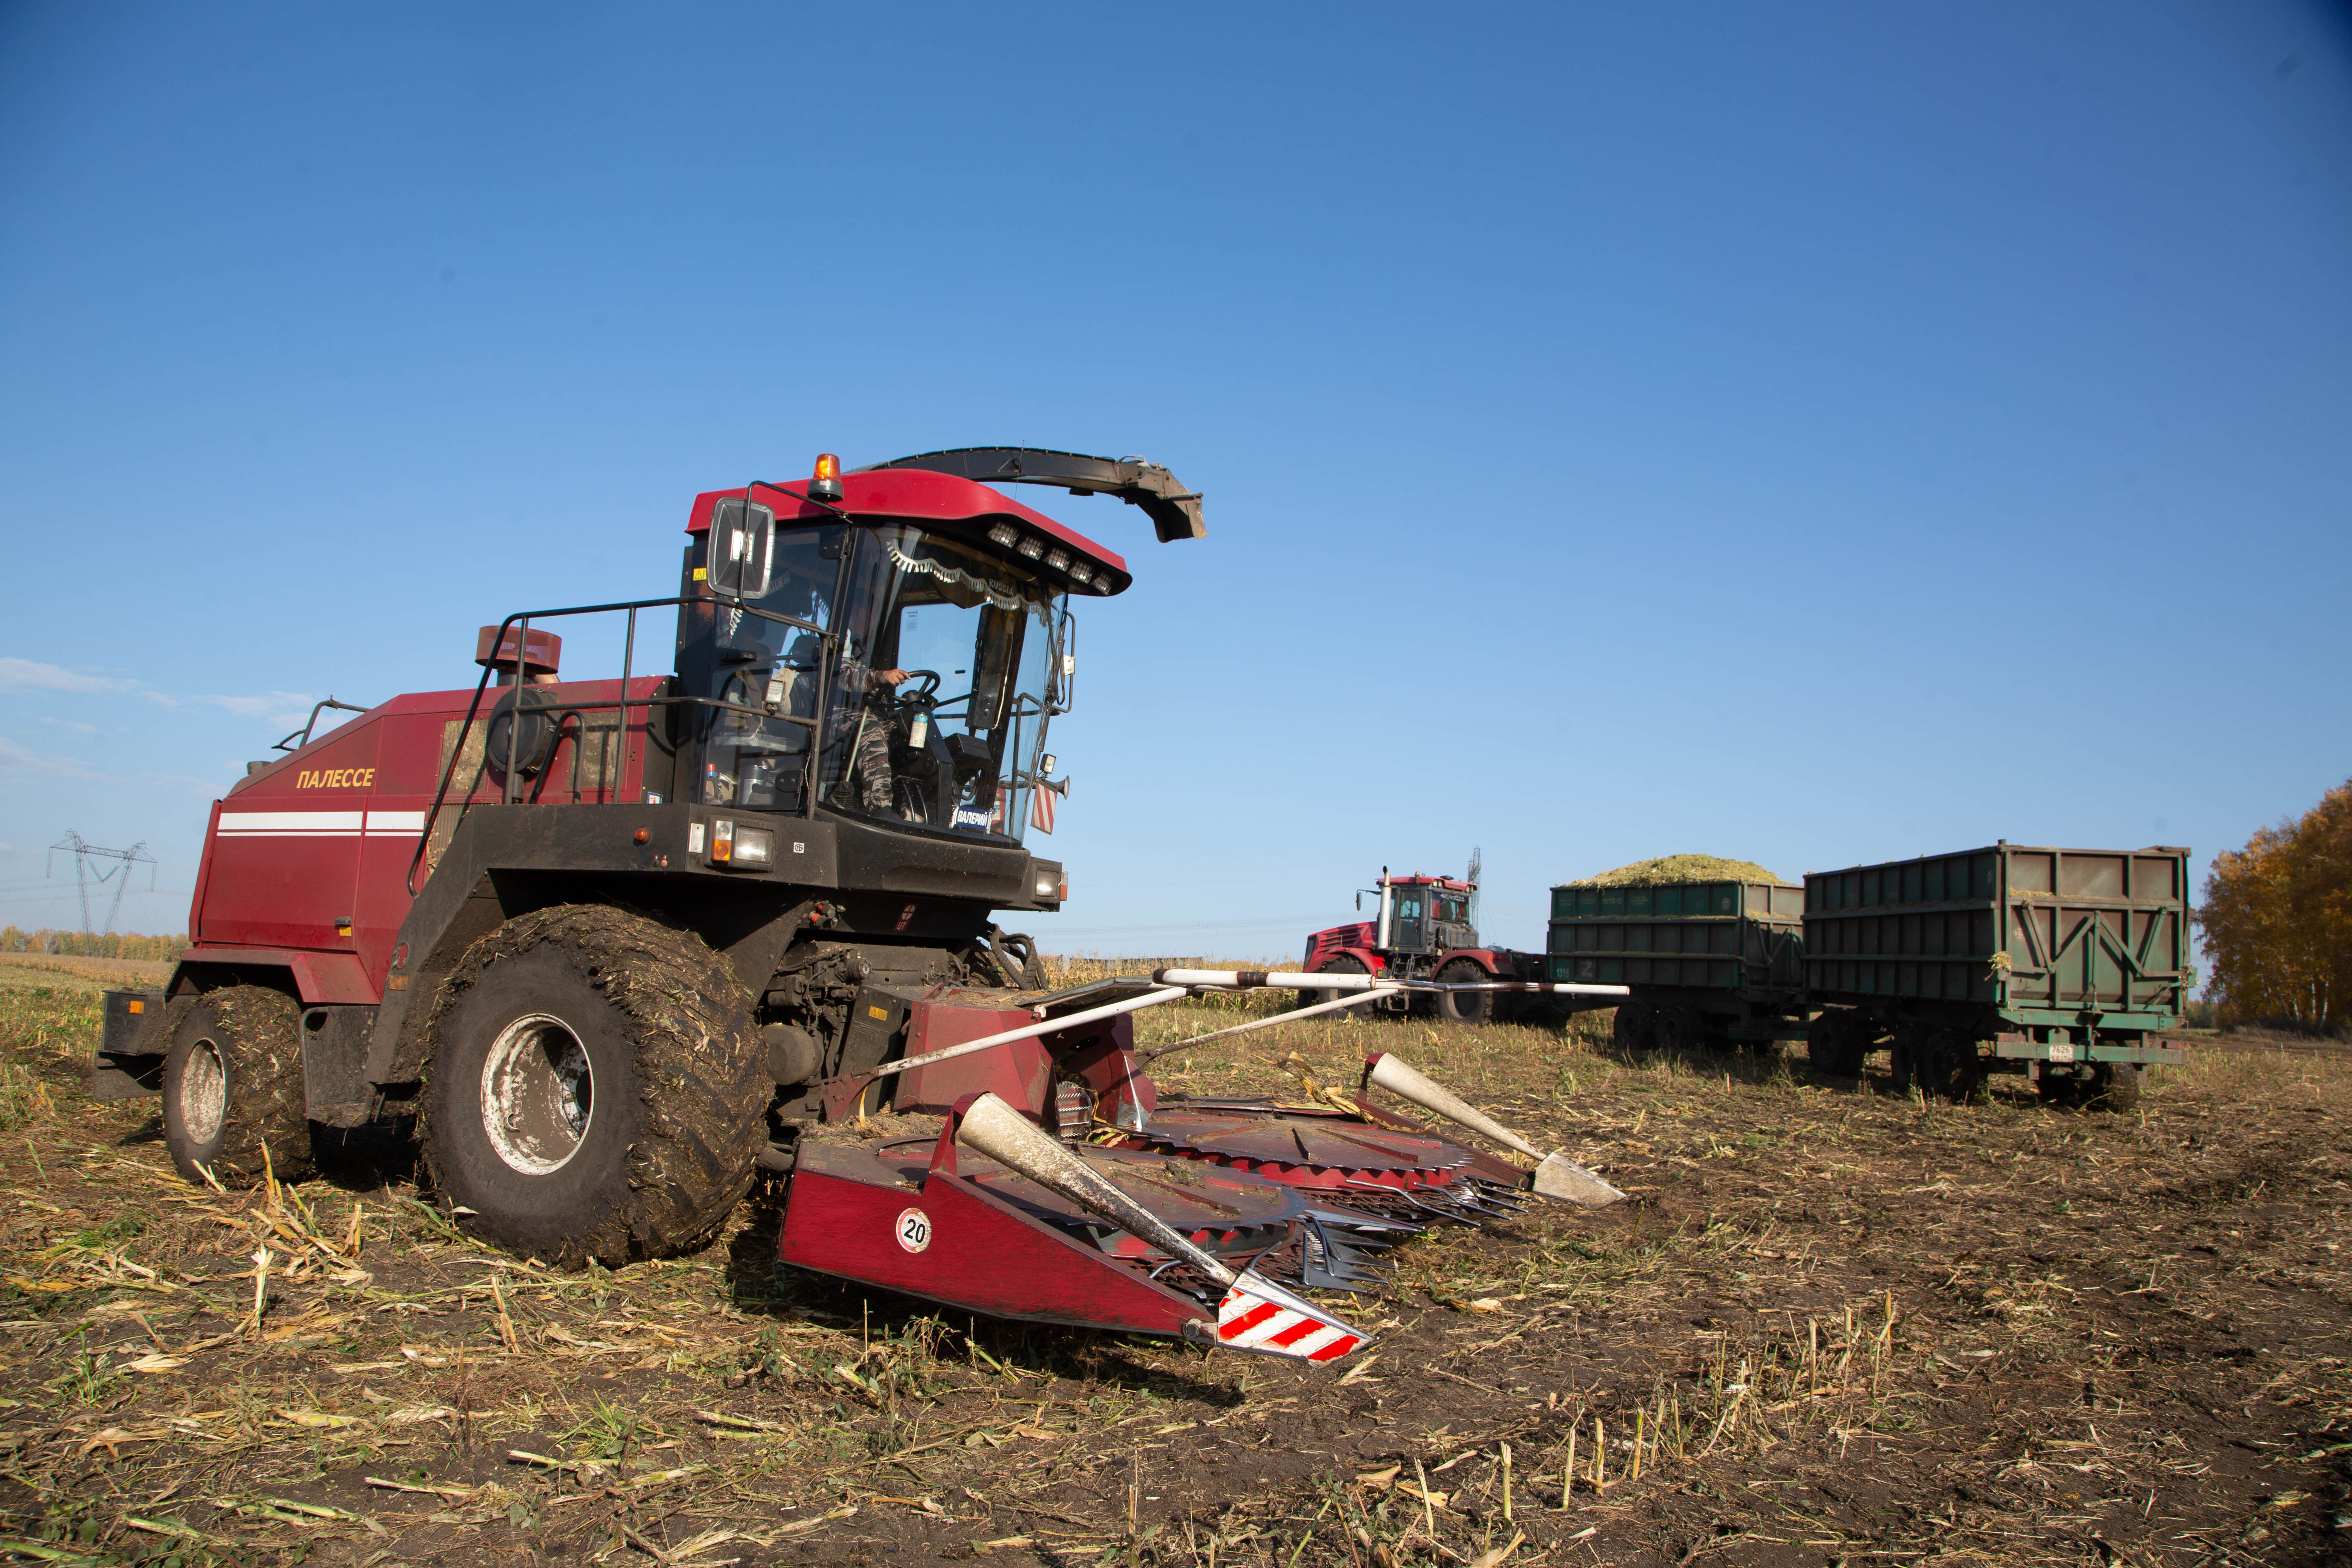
[{"x1": 876, "y1": 668, "x2": 910, "y2": 688}]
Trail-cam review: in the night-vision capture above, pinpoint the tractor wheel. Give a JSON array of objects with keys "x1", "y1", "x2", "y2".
[
  {"x1": 1304, "y1": 956, "x2": 1369, "y2": 1012},
  {"x1": 1435, "y1": 960, "x2": 1494, "y2": 1026},
  {"x1": 161, "y1": 986, "x2": 313, "y2": 1187},
  {"x1": 420, "y1": 906, "x2": 768, "y2": 1269},
  {"x1": 1611, "y1": 1000, "x2": 1656, "y2": 1054},
  {"x1": 1806, "y1": 1012, "x2": 1866, "y2": 1078}
]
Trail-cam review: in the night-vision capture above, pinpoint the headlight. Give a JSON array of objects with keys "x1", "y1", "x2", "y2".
[{"x1": 732, "y1": 826, "x2": 774, "y2": 866}]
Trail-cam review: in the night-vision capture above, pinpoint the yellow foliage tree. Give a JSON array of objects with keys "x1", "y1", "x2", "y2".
[{"x1": 2198, "y1": 780, "x2": 2351, "y2": 1030}]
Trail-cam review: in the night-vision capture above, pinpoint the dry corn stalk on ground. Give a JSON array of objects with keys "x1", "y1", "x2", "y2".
[{"x1": 0, "y1": 962, "x2": 2345, "y2": 1567}]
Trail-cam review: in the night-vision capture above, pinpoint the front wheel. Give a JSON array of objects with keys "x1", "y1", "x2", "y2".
[
  {"x1": 1434, "y1": 960, "x2": 1494, "y2": 1026},
  {"x1": 1806, "y1": 1011, "x2": 1866, "y2": 1077},
  {"x1": 161, "y1": 986, "x2": 312, "y2": 1187},
  {"x1": 421, "y1": 906, "x2": 769, "y2": 1268}
]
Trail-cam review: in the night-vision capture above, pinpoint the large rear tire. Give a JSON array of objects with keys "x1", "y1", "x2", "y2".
[
  {"x1": 161, "y1": 986, "x2": 312, "y2": 1187},
  {"x1": 421, "y1": 906, "x2": 768, "y2": 1269},
  {"x1": 1434, "y1": 959, "x2": 1494, "y2": 1026}
]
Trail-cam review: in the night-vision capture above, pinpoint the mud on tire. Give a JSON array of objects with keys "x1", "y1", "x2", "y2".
[
  {"x1": 420, "y1": 905, "x2": 768, "y2": 1269},
  {"x1": 161, "y1": 985, "x2": 313, "y2": 1187}
]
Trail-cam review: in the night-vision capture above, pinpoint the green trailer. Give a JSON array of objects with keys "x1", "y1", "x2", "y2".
[
  {"x1": 1547, "y1": 879, "x2": 1808, "y2": 1053},
  {"x1": 1802, "y1": 841, "x2": 2192, "y2": 1106}
]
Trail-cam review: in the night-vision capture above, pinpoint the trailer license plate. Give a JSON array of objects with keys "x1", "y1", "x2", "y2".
[{"x1": 2047, "y1": 1042, "x2": 2075, "y2": 1063}]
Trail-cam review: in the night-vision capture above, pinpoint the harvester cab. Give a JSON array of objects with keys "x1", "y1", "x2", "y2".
[{"x1": 91, "y1": 447, "x2": 1628, "y2": 1364}]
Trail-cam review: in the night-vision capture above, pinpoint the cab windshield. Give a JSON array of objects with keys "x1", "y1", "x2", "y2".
[{"x1": 687, "y1": 509, "x2": 1065, "y2": 843}]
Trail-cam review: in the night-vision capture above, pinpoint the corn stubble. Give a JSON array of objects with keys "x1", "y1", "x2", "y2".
[{"x1": 1, "y1": 966, "x2": 2348, "y2": 1566}]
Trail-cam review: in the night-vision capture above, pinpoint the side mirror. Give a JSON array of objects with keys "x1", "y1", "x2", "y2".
[{"x1": 709, "y1": 499, "x2": 774, "y2": 598}]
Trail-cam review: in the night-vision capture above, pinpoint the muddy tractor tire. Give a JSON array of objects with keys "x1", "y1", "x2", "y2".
[
  {"x1": 160, "y1": 985, "x2": 314, "y2": 1187},
  {"x1": 1435, "y1": 959, "x2": 1494, "y2": 1026},
  {"x1": 1304, "y1": 956, "x2": 1370, "y2": 1011},
  {"x1": 1611, "y1": 1000, "x2": 1656, "y2": 1054},
  {"x1": 1806, "y1": 1011, "x2": 1868, "y2": 1078},
  {"x1": 421, "y1": 905, "x2": 768, "y2": 1269}
]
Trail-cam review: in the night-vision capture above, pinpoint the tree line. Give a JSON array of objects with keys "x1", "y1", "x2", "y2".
[
  {"x1": 0, "y1": 929, "x2": 187, "y2": 962},
  {"x1": 2198, "y1": 778, "x2": 2349, "y2": 1033}
]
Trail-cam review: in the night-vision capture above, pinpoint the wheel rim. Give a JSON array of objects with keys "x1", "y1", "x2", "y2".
[
  {"x1": 481, "y1": 1013, "x2": 595, "y2": 1176},
  {"x1": 180, "y1": 1037, "x2": 227, "y2": 1145}
]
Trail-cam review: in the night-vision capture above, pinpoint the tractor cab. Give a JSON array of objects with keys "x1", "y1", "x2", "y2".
[{"x1": 1383, "y1": 875, "x2": 1479, "y2": 956}]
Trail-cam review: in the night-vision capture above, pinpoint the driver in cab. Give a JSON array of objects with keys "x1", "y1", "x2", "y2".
[{"x1": 852, "y1": 662, "x2": 914, "y2": 815}]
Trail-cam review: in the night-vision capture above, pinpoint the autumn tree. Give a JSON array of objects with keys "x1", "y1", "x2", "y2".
[{"x1": 2198, "y1": 780, "x2": 2352, "y2": 1030}]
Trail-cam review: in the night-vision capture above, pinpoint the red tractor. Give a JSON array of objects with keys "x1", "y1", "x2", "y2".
[
  {"x1": 1301, "y1": 858, "x2": 1554, "y2": 1026},
  {"x1": 88, "y1": 448, "x2": 1621, "y2": 1363}
]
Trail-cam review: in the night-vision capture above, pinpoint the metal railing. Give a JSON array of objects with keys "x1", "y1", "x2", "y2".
[{"x1": 405, "y1": 595, "x2": 832, "y2": 897}]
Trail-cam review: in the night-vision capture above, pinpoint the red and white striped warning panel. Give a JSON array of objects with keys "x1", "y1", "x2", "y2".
[{"x1": 1215, "y1": 1273, "x2": 1366, "y2": 1363}]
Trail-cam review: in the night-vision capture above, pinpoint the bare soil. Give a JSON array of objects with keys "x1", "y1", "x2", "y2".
[{"x1": 2, "y1": 979, "x2": 2347, "y2": 1568}]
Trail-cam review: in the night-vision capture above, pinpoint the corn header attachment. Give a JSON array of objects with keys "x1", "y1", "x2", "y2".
[{"x1": 775, "y1": 967, "x2": 1628, "y2": 1361}]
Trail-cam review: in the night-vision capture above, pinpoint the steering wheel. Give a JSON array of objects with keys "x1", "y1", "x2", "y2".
[{"x1": 895, "y1": 669, "x2": 942, "y2": 704}]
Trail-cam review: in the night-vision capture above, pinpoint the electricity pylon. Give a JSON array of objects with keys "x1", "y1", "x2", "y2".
[{"x1": 46, "y1": 833, "x2": 156, "y2": 936}]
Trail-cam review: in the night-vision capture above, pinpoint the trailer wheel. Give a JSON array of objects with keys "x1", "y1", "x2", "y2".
[
  {"x1": 1888, "y1": 1025, "x2": 1923, "y2": 1096},
  {"x1": 1435, "y1": 960, "x2": 1493, "y2": 1026},
  {"x1": 2084, "y1": 1063, "x2": 2145, "y2": 1112},
  {"x1": 2034, "y1": 1069, "x2": 2087, "y2": 1107},
  {"x1": 1806, "y1": 1013, "x2": 1866, "y2": 1077},
  {"x1": 1927, "y1": 1031, "x2": 1986, "y2": 1102},
  {"x1": 161, "y1": 986, "x2": 313, "y2": 1187},
  {"x1": 1611, "y1": 1001, "x2": 1656, "y2": 1054},
  {"x1": 420, "y1": 906, "x2": 767, "y2": 1268},
  {"x1": 1653, "y1": 1005, "x2": 1702, "y2": 1055}
]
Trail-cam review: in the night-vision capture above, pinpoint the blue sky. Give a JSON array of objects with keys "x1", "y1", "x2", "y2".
[{"x1": 2, "y1": 2, "x2": 2347, "y2": 958}]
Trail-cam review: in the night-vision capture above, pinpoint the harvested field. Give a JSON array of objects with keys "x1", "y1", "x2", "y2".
[{"x1": 1, "y1": 973, "x2": 2348, "y2": 1567}]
